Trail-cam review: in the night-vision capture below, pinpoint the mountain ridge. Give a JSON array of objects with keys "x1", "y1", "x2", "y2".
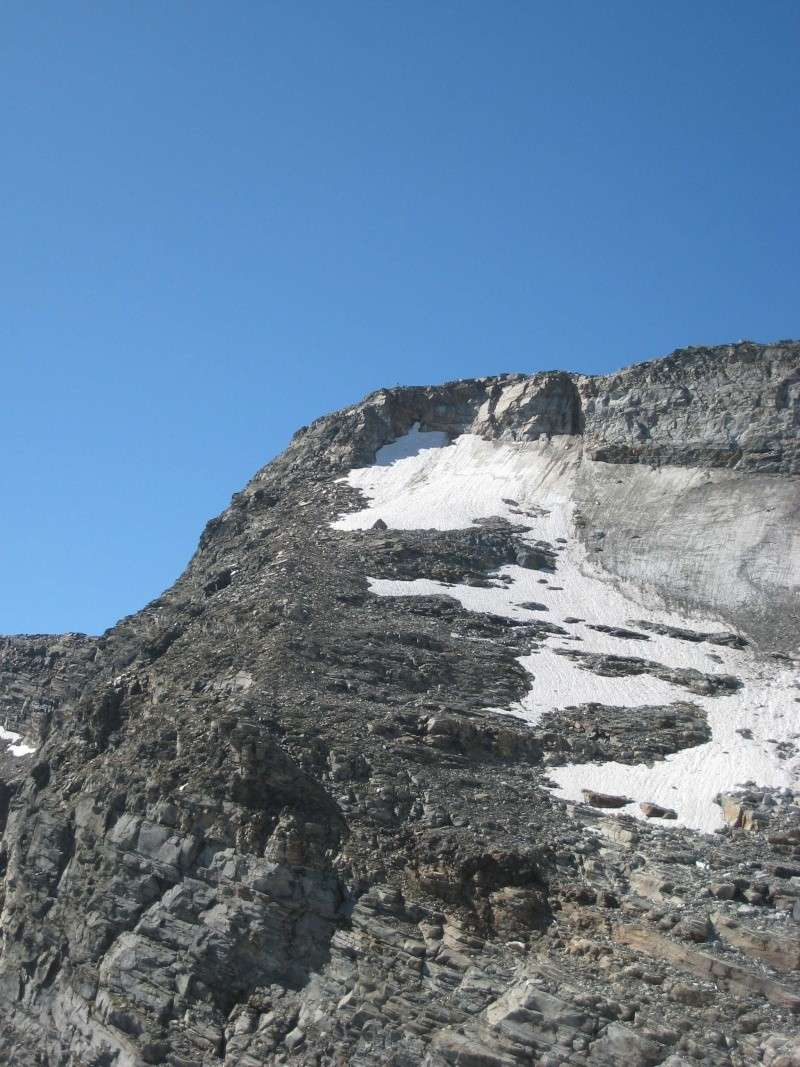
[{"x1": 0, "y1": 339, "x2": 798, "y2": 1066}]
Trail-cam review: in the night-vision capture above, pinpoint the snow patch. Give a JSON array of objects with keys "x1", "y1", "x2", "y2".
[
  {"x1": 0, "y1": 725, "x2": 36, "y2": 758},
  {"x1": 334, "y1": 433, "x2": 578, "y2": 533},
  {"x1": 333, "y1": 434, "x2": 800, "y2": 833},
  {"x1": 375, "y1": 423, "x2": 450, "y2": 465}
]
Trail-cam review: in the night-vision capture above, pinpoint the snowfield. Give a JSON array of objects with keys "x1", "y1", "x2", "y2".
[
  {"x1": 333, "y1": 428, "x2": 800, "y2": 833},
  {"x1": 0, "y1": 725, "x2": 36, "y2": 758}
]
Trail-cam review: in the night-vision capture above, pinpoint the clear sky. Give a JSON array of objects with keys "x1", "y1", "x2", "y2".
[{"x1": 1, "y1": 2, "x2": 798, "y2": 636}]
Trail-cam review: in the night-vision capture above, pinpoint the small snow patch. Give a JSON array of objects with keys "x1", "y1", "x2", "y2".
[
  {"x1": 375, "y1": 423, "x2": 449, "y2": 465},
  {"x1": 0, "y1": 725, "x2": 36, "y2": 758}
]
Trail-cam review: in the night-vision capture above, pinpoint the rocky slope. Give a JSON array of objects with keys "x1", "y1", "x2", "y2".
[{"x1": 0, "y1": 340, "x2": 798, "y2": 1066}]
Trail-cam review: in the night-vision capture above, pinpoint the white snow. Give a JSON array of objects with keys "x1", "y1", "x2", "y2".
[
  {"x1": 10, "y1": 742, "x2": 37, "y2": 757},
  {"x1": 334, "y1": 432, "x2": 579, "y2": 533},
  {"x1": 333, "y1": 430, "x2": 800, "y2": 833},
  {"x1": 0, "y1": 725, "x2": 36, "y2": 758},
  {"x1": 373, "y1": 423, "x2": 450, "y2": 466}
]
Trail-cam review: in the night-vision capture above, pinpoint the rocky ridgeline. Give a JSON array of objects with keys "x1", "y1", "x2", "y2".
[
  {"x1": 580, "y1": 343, "x2": 799, "y2": 473},
  {"x1": 0, "y1": 341, "x2": 797, "y2": 1066}
]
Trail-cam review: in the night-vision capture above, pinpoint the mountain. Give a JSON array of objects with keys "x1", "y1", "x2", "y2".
[{"x1": 0, "y1": 340, "x2": 798, "y2": 1066}]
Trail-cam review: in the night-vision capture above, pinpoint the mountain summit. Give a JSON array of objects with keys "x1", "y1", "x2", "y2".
[{"x1": 1, "y1": 340, "x2": 799, "y2": 1066}]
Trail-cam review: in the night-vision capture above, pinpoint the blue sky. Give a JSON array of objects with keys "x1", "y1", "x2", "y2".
[{"x1": 1, "y1": 1, "x2": 798, "y2": 635}]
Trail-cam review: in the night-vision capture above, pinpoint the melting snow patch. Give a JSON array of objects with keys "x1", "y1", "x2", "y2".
[
  {"x1": 333, "y1": 434, "x2": 800, "y2": 833},
  {"x1": 334, "y1": 433, "x2": 578, "y2": 533},
  {"x1": 0, "y1": 725, "x2": 36, "y2": 758},
  {"x1": 374, "y1": 423, "x2": 450, "y2": 465},
  {"x1": 9, "y1": 742, "x2": 36, "y2": 757}
]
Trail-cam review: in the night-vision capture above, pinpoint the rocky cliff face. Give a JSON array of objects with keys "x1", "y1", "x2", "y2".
[
  {"x1": 0, "y1": 341, "x2": 798, "y2": 1067},
  {"x1": 582, "y1": 343, "x2": 800, "y2": 473}
]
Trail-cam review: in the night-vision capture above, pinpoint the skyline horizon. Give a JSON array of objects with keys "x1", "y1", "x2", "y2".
[{"x1": 9, "y1": 335, "x2": 796, "y2": 640}]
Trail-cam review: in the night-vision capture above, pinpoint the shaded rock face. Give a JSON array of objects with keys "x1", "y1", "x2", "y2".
[
  {"x1": 580, "y1": 342, "x2": 800, "y2": 473},
  {"x1": 0, "y1": 340, "x2": 798, "y2": 1066},
  {"x1": 287, "y1": 340, "x2": 799, "y2": 474}
]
